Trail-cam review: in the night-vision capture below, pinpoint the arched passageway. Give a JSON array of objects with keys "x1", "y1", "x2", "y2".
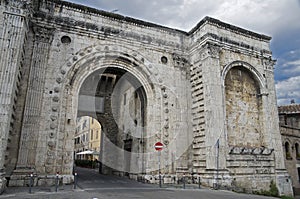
[{"x1": 76, "y1": 67, "x2": 147, "y2": 176}]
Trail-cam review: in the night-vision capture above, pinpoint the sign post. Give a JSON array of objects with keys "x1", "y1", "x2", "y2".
[
  {"x1": 29, "y1": 173, "x2": 33, "y2": 194},
  {"x1": 154, "y1": 142, "x2": 163, "y2": 188}
]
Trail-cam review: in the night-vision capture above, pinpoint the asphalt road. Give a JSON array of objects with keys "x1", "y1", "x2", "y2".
[
  {"x1": 0, "y1": 167, "x2": 280, "y2": 199},
  {"x1": 75, "y1": 167, "x2": 155, "y2": 189}
]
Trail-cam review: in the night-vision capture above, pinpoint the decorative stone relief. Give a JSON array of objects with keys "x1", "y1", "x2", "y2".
[
  {"x1": 52, "y1": 96, "x2": 59, "y2": 102},
  {"x1": 50, "y1": 123, "x2": 57, "y2": 129},
  {"x1": 229, "y1": 146, "x2": 274, "y2": 155},
  {"x1": 50, "y1": 115, "x2": 57, "y2": 121},
  {"x1": 54, "y1": 87, "x2": 60, "y2": 93},
  {"x1": 172, "y1": 53, "x2": 188, "y2": 69},
  {"x1": 263, "y1": 58, "x2": 276, "y2": 71},
  {"x1": 52, "y1": 106, "x2": 58, "y2": 112},
  {"x1": 48, "y1": 141, "x2": 55, "y2": 148},
  {"x1": 45, "y1": 167, "x2": 53, "y2": 174},
  {"x1": 46, "y1": 158, "x2": 54, "y2": 165},
  {"x1": 56, "y1": 77, "x2": 62, "y2": 84},
  {"x1": 47, "y1": 150, "x2": 55, "y2": 156},
  {"x1": 86, "y1": 47, "x2": 92, "y2": 53}
]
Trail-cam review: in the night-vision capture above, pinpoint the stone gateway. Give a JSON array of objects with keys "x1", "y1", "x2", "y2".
[{"x1": 0, "y1": 0, "x2": 293, "y2": 196}]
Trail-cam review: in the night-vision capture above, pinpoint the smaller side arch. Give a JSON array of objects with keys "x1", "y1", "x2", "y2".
[{"x1": 222, "y1": 60, "x2": 266, "y2": 147}]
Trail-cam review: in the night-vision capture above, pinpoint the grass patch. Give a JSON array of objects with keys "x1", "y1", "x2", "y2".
[
  {"x1": 253, "y1": 180, "x2": 279, "y2": 197},
  {"x1": 280, "y1": 196, "x2": 294, "y2": 199}
]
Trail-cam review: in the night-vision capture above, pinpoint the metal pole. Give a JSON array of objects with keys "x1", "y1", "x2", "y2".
[
  {"x1": 74, "y1": 172, "x2": 77, "y2": 189},
  {"x1": 55, "y1": 172, "x2": 59, "y2": 192},
  {"x1": 198, "y1": 175, "x2": 201, "y2": 189},
  {"x1": 216, "y1": 140, "x2": 219, "y2": 190},
  {"x1": 158, "y1": 151, "x2": 161, "y2": 188},
  {"x1": 183, "y1": 173, "x2": 186, "y2": 189},
  {"x1": 29, "y1": 173, "x2": 33, "y2": 194}
]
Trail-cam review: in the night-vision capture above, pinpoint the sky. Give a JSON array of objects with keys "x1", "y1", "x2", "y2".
[{"x1": 66, "y1": 0, "x2": 300, "y2": 106}]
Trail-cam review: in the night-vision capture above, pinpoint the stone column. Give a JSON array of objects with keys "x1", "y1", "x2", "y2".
[
  {"x1": 0, "y1": 1, "x2": 30, "y2": 193},
  {"x1": 200, "y1": 43, "x2": 227, "y2": 185},
  {"x1": 10, "y1": 25, "x2": 54, "y2": 185},
  {"x1": 263, "y1": 58, "x2": 293, "y2": 196}
]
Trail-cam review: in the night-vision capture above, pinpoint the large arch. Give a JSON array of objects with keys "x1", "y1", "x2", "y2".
[
  {"x1": 76, "y1": 66, "x2": 148, "y2": 175},
  {"x1": 52, "y1": 44, "x2": 159, "y2": 176}
]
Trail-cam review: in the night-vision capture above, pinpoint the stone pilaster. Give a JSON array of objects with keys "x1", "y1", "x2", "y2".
[
  {"x1": 263, "y1": 57, "x2": 293, "y2": 196},
  {"x1": 10, "y1": 25, "x2": 54, "y2": 186},
  {"x1": 0, "y1": 0, "x2": 30, "y2": 192},
  {"x1": 199, "y1": 43, "x2": 227, "y2": 184}
]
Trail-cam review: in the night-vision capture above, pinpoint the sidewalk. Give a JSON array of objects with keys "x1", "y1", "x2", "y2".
[{"x1": 0, "y1": 184, "x2": 76, "y2": 197}]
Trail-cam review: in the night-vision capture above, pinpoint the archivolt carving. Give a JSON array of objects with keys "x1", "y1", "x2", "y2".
[{"x1": 222, "y1": 61, "x2": 266, "y2": 91}]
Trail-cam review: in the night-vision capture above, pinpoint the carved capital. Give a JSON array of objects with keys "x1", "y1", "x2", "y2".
[
  {"x1": 33, "y1": 25, "x2": 55, "y2": 43},
  {"x1": 263, "y1": 57, "x2": 276, "y2": 71},
  {"x1": 200, "y1": 43, "x2": 221, "y2": 60},
  {"x1": 4, "y1": 0, "x2": 33, "y2": 16}
]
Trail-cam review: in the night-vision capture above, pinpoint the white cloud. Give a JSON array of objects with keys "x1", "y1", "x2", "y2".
[
  {"x1": 67, "y1": 0, "x2": 300, "y2": 35},
  {"x1": 276, "y1": 76, "x2": 300, "y2": 105},
  {"x1": 67, "y1": 0, "x2": 300, "y2": 105},
  {"x1": 209, "y1": 0, "x2": 300, "y2": 36},
  {"x1": 283, "y1": 59, "x2": 300, "y2": 67}
]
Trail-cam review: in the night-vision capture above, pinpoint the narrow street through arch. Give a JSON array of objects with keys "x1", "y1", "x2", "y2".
[{"x1": 75, "y1": 166, "x2": 154, "y2": 190}]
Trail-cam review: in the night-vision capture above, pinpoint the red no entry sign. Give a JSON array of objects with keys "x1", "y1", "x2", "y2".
[{"x1": 154, "y1": 142, "x2": 163, "y2": 151}]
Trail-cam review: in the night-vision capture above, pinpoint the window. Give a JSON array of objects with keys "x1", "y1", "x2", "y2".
[
  {"x1": 284, "y1": 115, "x2": 287, "y2": 125},
  {"x1": 91, "y1": 130, "x2": 93, "y2": 140},
  {"x1": 296, "y1": 143, "x2": 300, "y2": 159},
  {"x1": 285, "y1": 142, "x2": 291, "y2": 159},
  {"x1": 96, "y1": 130, "x2": 98, "y2": 139}
]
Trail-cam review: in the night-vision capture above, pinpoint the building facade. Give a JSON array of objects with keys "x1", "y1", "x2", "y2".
[
  {"x1": 0, "y1": 0, "x2": 293, "y2": 195},
  {"x1": 74, "y1": 116, "x2": 101, "y2": 160},
  {"x1": 279, "y1": 104, "x2": 300, "y2": 194}
]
